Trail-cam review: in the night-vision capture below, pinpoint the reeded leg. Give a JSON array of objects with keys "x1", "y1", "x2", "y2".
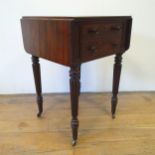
[
  {"x1": 111, "y1": 53, "x2": 122, "y2": 119},
  {"x1": 32, "y1": 56, "x2": 43, "y2": 117},
  {"x1": 79, "y1": 70, "x2": 81, "y2": 96},
  {"x1": 69, "y1": 64, "x2": 80, "y2": 146}
]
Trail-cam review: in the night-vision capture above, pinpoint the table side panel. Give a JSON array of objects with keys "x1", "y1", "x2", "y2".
[{"x1": 21, "y1": 19, "x2": 72, "y2": 66}]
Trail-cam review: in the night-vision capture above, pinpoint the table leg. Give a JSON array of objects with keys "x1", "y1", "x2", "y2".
[
  {"x1": 111, "y1": 53, "x2": 122, "y2": 119},
  {"x1": 69, "y1": 64, "x2": 80, "y2": 146},
  {"x1": 79, "y1": 70, "x2": 81, "y2": 96},
  {"x1": 32, "y1": 56, "x2": 43, "y2": 117}
]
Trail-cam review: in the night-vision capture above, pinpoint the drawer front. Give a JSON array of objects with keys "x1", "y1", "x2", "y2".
[{"x1": 79, "y1": 22, "x2": 124, "y2": 62}]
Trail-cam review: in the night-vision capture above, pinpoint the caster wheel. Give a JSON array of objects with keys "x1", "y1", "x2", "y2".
[
  {"x1": 72, "y1": 140, "x2": 77, "y2": 146},
  {"x1": 37, "y1": 112, "x2": 42, "y2": 117},
  {"x1": 112, "y1": 114, "x2": 115, "y2": 119}
]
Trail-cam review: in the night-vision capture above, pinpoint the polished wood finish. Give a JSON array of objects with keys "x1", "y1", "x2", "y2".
[
  {"x1": 21, "y1": 16, "x2": 132, "y2": 66},
  {"x1": 111, "y1": 53, "x2": 122, "y2": 118},
  {"x1": 69, "y1": 64, "x2": 81, "y2": 145},
  {"x1": 79, "y1": 22, "x2": 123, "y2": 62},
  {"x1": 21, "y1": 19, "x2": 72, "y2": 66},
  {"x1": 0, "y1": 92, "x2": 155, "y2": 154},
  {"x1": 21, "y1": 16, "x2": 132, "y2": 145},
  {"x1": 32, "y1": 56, "x2": 43, "y2": 117}
]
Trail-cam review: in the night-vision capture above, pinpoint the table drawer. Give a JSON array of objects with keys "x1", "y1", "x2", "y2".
[
  {"x1": 79, "y1": 22, "x2": 123, "y2": 62},
  {"x1": 81, "y1": 22, "x2": 122, "y2": 37}
]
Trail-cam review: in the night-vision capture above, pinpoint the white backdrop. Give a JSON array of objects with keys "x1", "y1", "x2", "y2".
[{"x1": 0, "y1": 0, "x2": 155, "y2": 94}]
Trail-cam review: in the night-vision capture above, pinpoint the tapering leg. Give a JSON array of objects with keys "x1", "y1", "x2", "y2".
[
  {"x1": 111, "y1": 53, "x2": 122, "y2": 119},
  {"x1": 32, "y1": 56, "x2": 43, "y2": 117},
  {"x1": 79, "y1": 70, "x2": 81, "y2": 96},
  {"x1": 69, "y1": 64, "x2": 80, "y2": 146}
]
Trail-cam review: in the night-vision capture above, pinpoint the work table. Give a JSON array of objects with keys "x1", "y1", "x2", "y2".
[{"x1": 21, "y1": 16, "x2": 132, "y2": 145}]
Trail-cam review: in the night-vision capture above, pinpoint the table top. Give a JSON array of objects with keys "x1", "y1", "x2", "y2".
[
  {"x1": 21, "y1": 16, "x2": 132, "y2": 66},
  {"x1": 22, "y1": 16, "x2": 132, "y2": 21}
]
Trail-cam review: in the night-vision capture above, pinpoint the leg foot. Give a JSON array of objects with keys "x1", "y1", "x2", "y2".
[
  {"x1": 111, "y1": 96, "x2": 117, "y2": 119},
  {"x1": 112, "y1": 114, "x2": 115, "y2": 119},
  {"x1": 112, "y1": 113, "x2": 116, "y2": 119},
  {"x1": 37, "y1": 112, "x2": 42, "y2": 117},
  {"x1": 36, "y1": 96, "x2": 43, "y2": 117},
  {"x1": 72, "y1": 140, "x2": 77, "y2": 146}
]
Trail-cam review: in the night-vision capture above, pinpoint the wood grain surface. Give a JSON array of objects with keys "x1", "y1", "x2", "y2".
[{"x1": 0, "y1": 92, "x2": 155, "y2": 155}]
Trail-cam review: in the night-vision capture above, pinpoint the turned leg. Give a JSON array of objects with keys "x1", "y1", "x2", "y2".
[
  {"x1": 69, "y1": 64, "x2": 80, "y2": 146},
  {"x1": 111, "y1": 53, "x2": 122, "y2": 119},
  {"x1": 79, "y1": 70, "x2": 81, "y2": 96},
  {"x1": 32, "y1": 56, "x2": 43, "y2": 117}
]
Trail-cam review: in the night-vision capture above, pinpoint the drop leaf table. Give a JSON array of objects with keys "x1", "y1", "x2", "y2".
[{"x1": 21, "y1": 16, "x2": 132, "y2": 146}]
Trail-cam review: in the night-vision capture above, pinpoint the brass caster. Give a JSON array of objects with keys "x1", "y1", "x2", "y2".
[
  {"x1": 72, "y1": 140, "x2": 77, "y2": 146},
  {"x1": 112, "y1": 114, "x2": 116, "y2": 119},
  {"x1": 37, "y1": 112, "x2": 42, "y2": 117}
]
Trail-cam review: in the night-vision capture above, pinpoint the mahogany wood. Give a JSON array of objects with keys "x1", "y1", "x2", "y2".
[
  {"x1": 69, "y1": 64, "x2": 81, "y2": 145},
  {"x1": 32, "y1": 56, "x2": 43, "y2": 117},
  {"x1": 21, "y1": 16, "x2": 132, "y2": 145},
  {"x1": 111, "y1": 53, "x2": 122, "y2": 119}
]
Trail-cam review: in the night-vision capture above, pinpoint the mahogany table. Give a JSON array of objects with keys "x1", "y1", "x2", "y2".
[{"x1": 21, "y1": 16, "x2": 132, "y2": 145}]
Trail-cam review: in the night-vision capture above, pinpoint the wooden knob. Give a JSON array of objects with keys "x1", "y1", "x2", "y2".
[
  {"x1": 111, "y1": 25, "x2": 121, "y2": 31},
  {"x1": 88, "y1": 28, "x2": 99, "y2": 34}
]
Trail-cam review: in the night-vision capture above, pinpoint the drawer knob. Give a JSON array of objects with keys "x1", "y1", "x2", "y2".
[
  {"x1": 111, "y1": 26, "x2": 121, "y2": 31},
  {"x1": 89, "y1": 46, "x2": 97, "y2": 53},
  {"x1": 88, "y1": 28, "x2": 99, "y2": 34}
]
